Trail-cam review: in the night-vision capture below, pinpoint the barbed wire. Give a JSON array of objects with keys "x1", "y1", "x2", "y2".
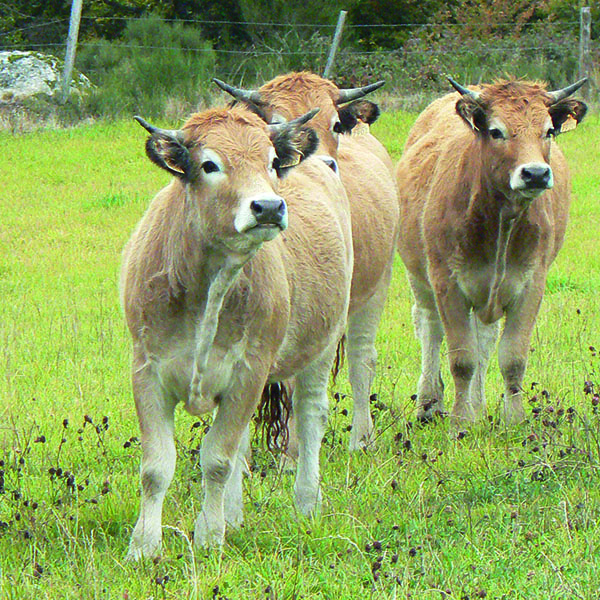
[
  {"x1": 1, "y1": 41, "x2": 586, "y2": 56},
  {"x1": 0, "y1": 18, "x2": 69, "y2": 38},
  {"x1": 0, "y1": 15, "x2": 590, "y2": 57},
  {"x1": 0, "y1": 14, "x2": 581, "y2": 39}
]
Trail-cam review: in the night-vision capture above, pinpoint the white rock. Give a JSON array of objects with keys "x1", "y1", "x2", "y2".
[{"x1": 0, "y1": 50, "x2": 92, "y2": 101}]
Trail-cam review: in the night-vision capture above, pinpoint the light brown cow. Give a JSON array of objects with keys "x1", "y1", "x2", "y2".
[
  {"x1": 396, "y1": 77, "x2": 587, "y2": 423},
  {"x1": 121, "y1": 105, "x2": 353, "y2": 558},
  {"x1": 214, "y1": 71, "x2": 399, "y2": 451}
]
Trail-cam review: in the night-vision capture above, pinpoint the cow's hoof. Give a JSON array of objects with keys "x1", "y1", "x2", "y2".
[{"x1": 194, "y1": 513, "x2": 225, "y2": 549}]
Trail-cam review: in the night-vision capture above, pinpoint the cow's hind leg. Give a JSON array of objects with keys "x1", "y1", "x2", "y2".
[
  {"x1": 470, "y1": 318, "x2": 500, "y2": 418},
  {"x1": 347, "y1": 268, "x2": 391, "y2": 450},
  {"x1": 410, "y1": 277, "x2": 445, "y2": 421},
  {"x1": 293, "y1": 342, "x2": 338, "y2": 515},
  {"x1": 194, "y1": 376, "x2": 264, "y2": 548},
  {"x1": 128, "y1": 362, "x2": 177, "y2": 560},
  {"x1": 223, "y1": 424, "x2": 249, "y2": 528}
]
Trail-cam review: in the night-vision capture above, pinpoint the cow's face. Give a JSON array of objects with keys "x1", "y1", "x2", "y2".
[
  {"x1": 213, "y1": 73, "x2": 384, "y2": 163},
  {"x1": 258, "y1": 76, "x2": 342, "y2": 158},
  {"x1": 454, "y1": 80, "x2": 587, "y2": 207},
  {"x1": 135, "y1": 107, "x2": 318, "y2": 256}
]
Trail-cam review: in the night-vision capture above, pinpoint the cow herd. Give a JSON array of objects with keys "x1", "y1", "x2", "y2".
[{"x1": 119, "y1": 71, "x2": 587, "y2": 559}]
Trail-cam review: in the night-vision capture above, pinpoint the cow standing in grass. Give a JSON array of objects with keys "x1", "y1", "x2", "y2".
[
  {"x1": 121, "y1": 106, "x2": 353, "y2": 558},
  {"x1": 214, "y1": 72, "x2": 399, "y2": 451},
  {"x1": 396, "y1": 78, "x2": 587, "y2": 423}
]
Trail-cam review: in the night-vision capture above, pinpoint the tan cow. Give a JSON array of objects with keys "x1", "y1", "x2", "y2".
[
  {"x1": 396, "y1": 77, "x2": 587, "y2": 423},
  {"x1": 214, "y1": 71, "x2": 399, "y2": 451},
  {"x1": 121, "y1": 105, "x2": 353, "y2": 558}
]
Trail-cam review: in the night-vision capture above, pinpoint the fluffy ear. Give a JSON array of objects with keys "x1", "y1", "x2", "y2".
[
  {"x1": 270, "y1": 123, "x2": 319, "y2": 176},
  {"x1": 337, "y1": 99, "x2": 381, "y2": 131},
  {"x1": 548, "y1": 99, "x2": 588, "y2": 134},
  {"x1": 145, "y1": 136, "x2": 191, "y2": 178},
  {"x1": 134, "y1": 116, "x2": 191, "y2": 179},
  {"x1": 455, "y1": 97, "x2": 488, "y2": 133}
]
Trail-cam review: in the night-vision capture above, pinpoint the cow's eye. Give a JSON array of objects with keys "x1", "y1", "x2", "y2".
[
  {"x1": 545, "y1": 127, "x2": 555, "y2": 138},
  {"x1": 201, "y1": 160, "x2": 220, "y2": 174},
  {"x1": 271, "y1": 156, "x2": 281, "y2": 172},
  {"x1": 333, "y1": 121, "x2": 344, "y2": 134},
  {"x1": 489, "y1": 128, "x2": 505, "y2": 140}
]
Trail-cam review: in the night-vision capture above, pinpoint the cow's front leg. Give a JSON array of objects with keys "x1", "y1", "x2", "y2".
[
  {"x1": 128, "y1": 362, "x2": 177, "y2": 560},
  {"x1": 498, "y1": 280, "x2": 545, "y2": 423},
  {"x1": 409, "y1": 276, "x2": 446, "y2": 421},
  {"x1": 194, "y1": 377, "x2": 263, "y2": 548}
]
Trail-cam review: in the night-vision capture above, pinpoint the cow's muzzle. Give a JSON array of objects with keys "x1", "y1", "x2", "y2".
[
  {"x1": 234, "y1": 194, "x2": 288, "y2": 238},
  {"x1": 250, "y1": 198, "x2": 287, "y2": 228},
  {"x1": 510, "y1": 162, "x2": 554, "y2": 197}
]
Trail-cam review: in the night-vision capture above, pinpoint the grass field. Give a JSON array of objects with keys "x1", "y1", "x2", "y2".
[{"x1": 0, "y1": 108, "x2": 599, "y2": 600}]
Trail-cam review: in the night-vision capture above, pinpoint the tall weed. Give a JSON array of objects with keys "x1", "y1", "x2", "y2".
[{"x1": 76, "y1": 15, "x2": 216, "y2": 119}]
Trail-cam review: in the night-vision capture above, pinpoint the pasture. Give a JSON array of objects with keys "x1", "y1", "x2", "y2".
[{"x1": 1, "y1": 109, "x2": 599, "y2": 599}]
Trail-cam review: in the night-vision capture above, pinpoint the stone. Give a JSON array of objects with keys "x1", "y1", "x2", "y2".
[{"x1": 0, "y1": 50, "x2": 92, "y2": 101}]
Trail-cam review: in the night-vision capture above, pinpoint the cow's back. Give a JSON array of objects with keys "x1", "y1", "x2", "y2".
[
  {"x1": 347, "y1": 123, "x2": 395, "y2": 176},
  {"x1": 396, "y1": 93, "x2": 470, "y2": 282},
  {"x1": 268, "y1": 158, "x2": 353, "y2": 379},
  {"x1": 338, "y1": 136, "x2": 399, "y2": 309}
]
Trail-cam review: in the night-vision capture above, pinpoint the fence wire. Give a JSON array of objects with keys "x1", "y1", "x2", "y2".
[{"x1": 0, "y1": 14, "x2": 595, "y2": 100}]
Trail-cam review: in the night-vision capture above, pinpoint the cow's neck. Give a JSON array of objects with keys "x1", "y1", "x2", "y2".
[
  {"x1": 176, "y1": 194, "x2": 256, "y2": 397},
  {"x1": 467, "y1": 173, "x2": 529, "y2": 323}
]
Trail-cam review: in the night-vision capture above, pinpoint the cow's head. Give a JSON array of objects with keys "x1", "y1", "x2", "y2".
[
  {"x1": 134, "y1": 106, "x2": 318, "y2": 255},
  {"x1": 213, "y1": 72, "x2": 384, "y2": 161},
  {"x1": 449, "y1": 76, "x2": 587, "y2": 207}
]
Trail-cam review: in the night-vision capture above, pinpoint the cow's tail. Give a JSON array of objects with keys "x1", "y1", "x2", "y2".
[
  {"x1": 331, "y1": 334, "x2": 346, "y2": 385},
  {"x1": 256, "y1": 381, "x2": 291, "y2": 452}
]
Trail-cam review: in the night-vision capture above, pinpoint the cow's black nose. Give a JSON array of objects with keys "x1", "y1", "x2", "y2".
[
  {"x1": 250, "y1": 199, "x2": 286, "y2": 224},
  {"x1": 521, "y1": 165, "x2": 552, "y2": 188}
]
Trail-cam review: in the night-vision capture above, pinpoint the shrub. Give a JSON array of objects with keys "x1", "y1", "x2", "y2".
[
  {"x1": 76, "y1": 15, "x2": 216, "y2": 119},
  {"x1": 333, "y1": 21, "x2": 581, "y2": 101}
]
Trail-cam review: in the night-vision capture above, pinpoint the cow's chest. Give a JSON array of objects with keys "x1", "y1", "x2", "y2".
[
  {"x1": 456, "y1": 262, "x2": 533, "y2": 312},
  {"x1": 155, "y1": 320, "x2": 252, "y2": 412}
]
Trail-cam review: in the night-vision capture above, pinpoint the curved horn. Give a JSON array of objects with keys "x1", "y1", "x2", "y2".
[
  {"x1": 336, "y1": 80, "x2": 385, "y2": 105},
  {"x1": 268, "y1": 108, "x2": 320, "y2": 134},
  {"x1": 212, "y1": 78, "x2": 263, "y2": 104},
  {"x1": 447, "y1": 76, "x2": 481, "y2": 102},
  {"x1": 133, "y1": 116, "x2": 184, "y2": 142},
  {"x1": 546, "y1": 77, "x2": 588, "y2": 104}
]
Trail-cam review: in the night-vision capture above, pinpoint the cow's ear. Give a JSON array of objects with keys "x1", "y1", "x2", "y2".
[
  {"x1": 337, "y1": 99, "x2": 381, "y2": 133},
  {"x1": 270, "y1": 123, "x2": 319, "y2": 177},
  {"x1": 456, "y1": 97, "x2": 488, "y2": 134},
  {"x1": 548, "y1": 99, "x2": 587, "y2": 134},
  {"x1": 134, "y1": 116, "x2": 191, "y2": 179}
]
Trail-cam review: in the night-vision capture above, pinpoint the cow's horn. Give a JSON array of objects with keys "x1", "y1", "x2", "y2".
[
  {"x1": 213, "y1": 78, "x2": 263, "y2": 104},
  {"x1": 546, "y1": 78, "x2": 588, "y2": 104},
  {"x1": 268, "y1": 108, "x2": 320, "y2": 134},
  {"x1": 133, "y1": 116, "x2": 184, "y2": 141},
  {"x1": 447, "y1": 77, "x2": 481, "y2": 102},
  {"x1": 336, "y1": 81, "x2": 385, "y2": 105}
]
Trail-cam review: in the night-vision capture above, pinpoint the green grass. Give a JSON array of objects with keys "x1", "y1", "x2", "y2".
[{"x1": 0, "y1": 112, "x2": 599, "y2": 599}]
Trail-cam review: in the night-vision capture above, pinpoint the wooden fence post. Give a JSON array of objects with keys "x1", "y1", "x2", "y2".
[
  {"x1": 579, "y1": 6, "x2": 591, "y2": 97},
  {"x1": 61, "y1": 0, "x2": 83, "y2": 103},
  {"x1": 323, "y1": 10, "x2": 347, "y2": 79}
]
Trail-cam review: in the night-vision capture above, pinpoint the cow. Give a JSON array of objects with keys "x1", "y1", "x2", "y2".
[
  {"x1": 214, "y1": 71, "x2": 399, "y2": 451},
  {"x1": 121, "y1": 105, "x2": 354, "y2": 559},
  {"x1": 396, "y1": 77, "x2": 587, "y2": 423}
]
